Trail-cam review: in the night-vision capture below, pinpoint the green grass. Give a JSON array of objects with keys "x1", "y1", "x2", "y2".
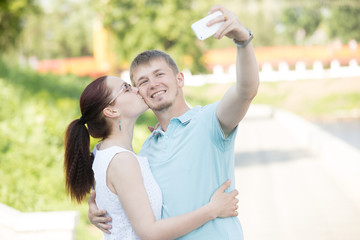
[{"x1": 308, "y1": 93, "x2": 360, "y2": 117}]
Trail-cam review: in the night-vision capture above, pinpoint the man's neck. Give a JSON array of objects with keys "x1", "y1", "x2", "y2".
[{"x1": 154, "y1": 102, "x2": 190, "y2": 132}]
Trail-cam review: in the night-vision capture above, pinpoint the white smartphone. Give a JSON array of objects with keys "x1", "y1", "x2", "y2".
[{"x1": 191, "y1": 11, "x2": 224, "y2": 41}]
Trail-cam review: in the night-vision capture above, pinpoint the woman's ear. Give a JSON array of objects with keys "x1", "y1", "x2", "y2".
[{"x1": 103, "y1": 107, "x2": 119, "y2": 118}]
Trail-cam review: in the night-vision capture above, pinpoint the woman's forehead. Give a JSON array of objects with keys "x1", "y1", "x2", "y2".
[{"x1": 106, "y1": 76, "x2": 124, "y2": 87}]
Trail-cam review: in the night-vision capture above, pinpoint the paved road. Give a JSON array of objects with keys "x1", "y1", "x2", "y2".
[
  {"x1": 234, "y1": 105, "x2": 360, "y2": 240},
  {"x1": 314, "y1": 120, "x2": 360, "y2": 151}
]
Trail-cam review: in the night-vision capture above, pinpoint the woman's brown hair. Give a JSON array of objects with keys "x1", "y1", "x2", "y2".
[{"x1": 64, "y1": 76, "x2": 113, "y2": 203}]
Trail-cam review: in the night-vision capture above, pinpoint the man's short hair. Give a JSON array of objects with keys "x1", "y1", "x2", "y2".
[{"x1": 130, "y1": 50, "x2": 179, "y2": 86}]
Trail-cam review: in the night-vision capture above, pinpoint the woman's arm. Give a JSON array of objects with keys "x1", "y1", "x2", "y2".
[{"x1": 108, "y1": 152, "x2": 238, "y2": 240}]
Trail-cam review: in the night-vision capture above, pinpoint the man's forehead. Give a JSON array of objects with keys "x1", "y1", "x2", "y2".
[
  {"x1": 133, "y1": 59, "x2": 169, "y2": 79},
  {"x1": 138, "y1": 59, "x2": 168, "y2": 70}
]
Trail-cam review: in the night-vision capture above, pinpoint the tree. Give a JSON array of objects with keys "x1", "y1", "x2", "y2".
[
  {"x1": 279, "y1": 6, "x2": 322, "y2": 45},
  {"x1": 276, "y1": 0, "x2": 360, "y2": 45},
  {"x1": 327, "y1": 5, "x2": 360, "y2": 42},
  {"x1": 18, "y1": 0, "x2": 94, "y2": 60},
  {"x1": 0, "y1": 0, "x2": 39, "y2": 52},
  {"x1": 92, "y1": 0, "x2": 214, "y2": 73}
]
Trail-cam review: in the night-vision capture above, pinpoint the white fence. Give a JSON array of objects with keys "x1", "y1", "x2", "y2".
[
  {"x1": 122, "y1": 58, "x2": 360, "y2": 86},
  {"x1": 258, "y1": 59, "x2": 360, "y2": 82},
  {"x1": 0, "y1": 203, "x2": 78, "y2": 240}
]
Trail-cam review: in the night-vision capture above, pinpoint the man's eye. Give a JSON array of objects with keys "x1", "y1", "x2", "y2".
[
  {"x1": 156, "y1": 73, "x2": 163, "y2": 77},
  {"x1": 139, "y1": 80, "x2": 148, "y2": 86}
]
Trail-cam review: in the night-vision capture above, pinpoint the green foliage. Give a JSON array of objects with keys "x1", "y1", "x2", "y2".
[
  {"x1": 0, "y1": 59, "x2": 98, "y2": 238},
  {"x1": 327, "y1": 6, "x2": 360, "y2": 42},
  {"x1": 279, "y1": 6, "x2": 322, "y2": 45},
  {"x1": 3, "y1": 0, "x2": 360, "y2": 67},
  {"x1": 19, "y1": 0, "x2": 94, "y2": 59},
  {"x1": 0, "y1": 0, "x2": 39, "y2": 51},
  {"x1": 277, "y1": 0, "x2": 360, "y2": 45},
  {"x1": 0, "y1": 59, "x2": 86, "y2": 211},
  {"x1": 92, "y1": 0, "x2": 214, "y2": 73}
]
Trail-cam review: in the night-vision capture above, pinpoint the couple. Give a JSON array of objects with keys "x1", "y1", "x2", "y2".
[{"x1": 64, "y1": 5, "x2": 259, "y2": 240}]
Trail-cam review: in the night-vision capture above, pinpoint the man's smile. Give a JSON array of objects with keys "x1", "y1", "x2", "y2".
[{"x1": 151, "y1": 90, "x2": 166, "y2": 98}]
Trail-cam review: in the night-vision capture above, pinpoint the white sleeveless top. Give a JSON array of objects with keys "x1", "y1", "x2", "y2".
[{"x1": 92, "y1": 145, "x2": 162, "y2": 240}]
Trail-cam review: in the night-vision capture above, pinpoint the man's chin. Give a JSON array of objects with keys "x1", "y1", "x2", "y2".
[{"x1": 150, "y1": 102, "x2": 172, "y2": 112}]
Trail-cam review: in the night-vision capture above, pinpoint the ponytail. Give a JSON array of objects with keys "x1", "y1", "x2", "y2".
[
  {"x1": 64, "y1": 118, "x2": 94, "y2": 203},
  {"x1": 64, "y1": 76, "x2": 112, "y2": 203}
]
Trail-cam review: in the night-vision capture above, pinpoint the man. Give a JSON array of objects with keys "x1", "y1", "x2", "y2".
[{"x1": 89, "y1": 5, "x2": 259, "y2": 239}]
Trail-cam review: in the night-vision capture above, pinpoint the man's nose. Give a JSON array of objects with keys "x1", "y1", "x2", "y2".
[{"x1": 149, "y1": 77, "x2": 160, "y2": 87}]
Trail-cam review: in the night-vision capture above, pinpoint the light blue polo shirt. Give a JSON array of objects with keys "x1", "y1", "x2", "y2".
[{"x1": 139, "y1": 101, "x2": 243, "y2": 240}]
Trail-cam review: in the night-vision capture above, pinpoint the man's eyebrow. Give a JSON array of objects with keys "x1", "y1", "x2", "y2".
[
  {"x1": 137, "y1": 76, "x2": 148, "y2": 82},
  {"x1": 153, "y1": 69, "x2": 162, "y2": 74},
  {"x1": 136, "y1": 68, "x2": 163, "y2": 82}
]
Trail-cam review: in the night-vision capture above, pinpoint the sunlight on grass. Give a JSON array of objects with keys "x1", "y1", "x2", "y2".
[{"x1": 308, "y1": 93, "x2": 360, "y2": 117}]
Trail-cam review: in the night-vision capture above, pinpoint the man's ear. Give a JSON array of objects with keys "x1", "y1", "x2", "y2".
[
  {"x1": 103, "y1": 107, "x2": 119, "y2": 118},
  {"x1": 176, "y1": 72, "x2": 185, "y2": 87}
]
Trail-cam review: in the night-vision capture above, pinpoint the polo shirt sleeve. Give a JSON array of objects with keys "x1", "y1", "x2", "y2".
[{"x1": 201, "y1": 101, "x2": 238, "y2": 152}]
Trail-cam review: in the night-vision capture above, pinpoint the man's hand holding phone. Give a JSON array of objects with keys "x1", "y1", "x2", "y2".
[
  {"x1": 191, "y1": 10, "x2": 224, "y2": 40},
  {"x1": 191, "y1": 5, "x2": 253, "y2": 46}
]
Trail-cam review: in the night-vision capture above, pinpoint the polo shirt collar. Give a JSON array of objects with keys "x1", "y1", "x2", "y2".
[
  {"x1": 149, "y1": 105, "x2": 202, "y2": 137},
  {"x1": 176, "y1": 105, "x2": 201, "y2": 124}
]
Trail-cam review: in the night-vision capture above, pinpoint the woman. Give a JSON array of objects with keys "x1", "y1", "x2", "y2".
[{"x1": 64, "y1": 76, "x2": 239, "y2": 240}]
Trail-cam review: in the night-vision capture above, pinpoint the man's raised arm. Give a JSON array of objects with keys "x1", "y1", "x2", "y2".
[{"x1": 208, "y1": 5, "x2": 260, "y2": 137}]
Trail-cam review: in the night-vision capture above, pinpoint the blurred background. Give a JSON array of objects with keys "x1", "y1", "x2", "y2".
[{"x1": 0, "y1": 0, "x2": 359, "y2": 239}]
